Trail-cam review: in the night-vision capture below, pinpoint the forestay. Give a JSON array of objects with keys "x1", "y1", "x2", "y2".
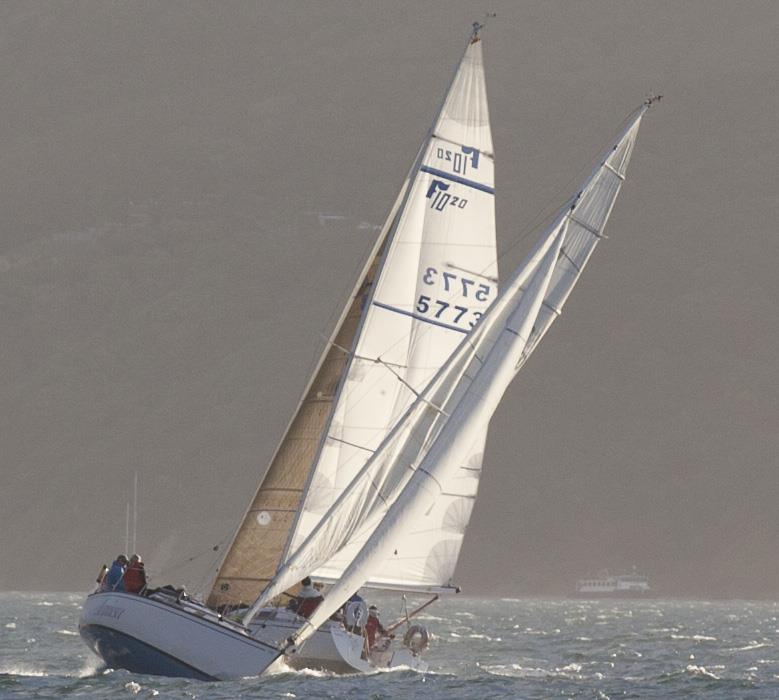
[{"x1": 287, "y1": 104, "x2": 649, "y2": 643}]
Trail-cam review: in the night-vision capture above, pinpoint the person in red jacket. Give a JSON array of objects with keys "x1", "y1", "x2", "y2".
[
  {"x1": 124, "y1": 554, "x2": 147, "y2": 594},
  {"x1": 295, "y1": 577, "x2": 324, "y2": 618},
  {"x1": 364, "y1": 605, "x2": 390, "y2": 649}
]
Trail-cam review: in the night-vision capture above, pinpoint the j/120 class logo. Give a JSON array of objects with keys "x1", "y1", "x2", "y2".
[
  {"x1": 426, "y1": 180, "x2": 468, "y2": 211},
  {"x1": 436, "y1": 145, "x2": 480, "y2": 175}
]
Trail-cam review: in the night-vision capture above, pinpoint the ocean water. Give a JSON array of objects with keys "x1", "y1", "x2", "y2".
[{"x1": 3, "y1": 592, "x2": 779, "y2": 699}]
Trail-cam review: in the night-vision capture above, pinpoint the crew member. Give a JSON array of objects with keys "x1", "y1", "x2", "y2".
[
  {"x1": 295, "y1": 576, "x2": 324, "y2": 617},
  {"x1": 365, "y1": 604, "x2": 391, "y2": 649},
  {"x1": 102, "y1": 555, "x2": 128, "y2": 592},
  {"x1": 124, "y1": 554, "x2": 147, "y2": 594}
]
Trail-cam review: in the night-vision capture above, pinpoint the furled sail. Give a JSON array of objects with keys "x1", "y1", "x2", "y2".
[
  {"x1": 208, "y1": 29, "x2": 497, "y2": 608},
  {"x1": 276, "y1": 103, "x2": 649, "y2": 640}
]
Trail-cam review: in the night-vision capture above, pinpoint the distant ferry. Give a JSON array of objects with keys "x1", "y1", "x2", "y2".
[{"x1": 575, "y1": 570, "x2": 651, "y2": 597}]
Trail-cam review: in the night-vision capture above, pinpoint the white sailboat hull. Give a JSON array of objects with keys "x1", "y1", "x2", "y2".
[
  {"x1": 250, "y1": 607, "x2": 427, "y2": 674},
  {"x1": 329, "y1": 627, "x2": 428, "y2": 673},
  {"x1": 249, "y1": 609, "x2": 350, "y2": 673},
  {"x1": 79, "y1": 592, "x2": 281, "y2": 680}
]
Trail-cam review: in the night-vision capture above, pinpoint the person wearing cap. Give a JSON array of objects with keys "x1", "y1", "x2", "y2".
[
  {"x1": 102, "y1": 555, "x2": 128, "y2": 592},
  {"x1": 124, "y1": 554, "x2": 147, "y2": 594},
  {"x1": 295, "y1": 576, "x2": 324, "y2": 618},
  {"x1": 365, "y1": 604, "x2": 391, "y2": 649}
]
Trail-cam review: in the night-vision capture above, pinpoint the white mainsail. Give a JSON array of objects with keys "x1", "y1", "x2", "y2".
[
  {"x1": 210, "y1": 29, "x2": 497, "y2": 608},
  {"x1": 282, "y1": 104, "x2": 649, "y2": 643},
  {"x1": 281, "y1": 32, "x2": 497, "y2": 585}
]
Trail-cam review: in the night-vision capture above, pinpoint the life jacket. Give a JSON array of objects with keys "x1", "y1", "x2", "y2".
[
  {"x1": 102, "y1": 561, "x2": 125, "y2": 591},
  {"x1": 296, "y1": 594, "x2": 323, "y2": 618},
  {"x1": 124, "y1": 562, "x2": 146, "y2": 594},
  {"x1": 365, "y1": 615, "x2": 383, "y2": 648}
]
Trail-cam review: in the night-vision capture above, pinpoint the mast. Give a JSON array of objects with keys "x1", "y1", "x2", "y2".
[
  {"x1": 132, "y1": 471, "x2": 138, "y2": 554},
  {"x1": 124, "y1": 502, "x2": 130, "y2": 556}
]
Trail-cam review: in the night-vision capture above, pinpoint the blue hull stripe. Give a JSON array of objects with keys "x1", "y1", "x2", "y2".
[
  {"x1": 373, "y1": 301, "x2": 469, "y2": 334},
  {"x1": 419, "y1": 165, "x2": 495, "y2": 194},
  {"x1": 79, "y1": 623, "x2": 216, "y2": 681}
]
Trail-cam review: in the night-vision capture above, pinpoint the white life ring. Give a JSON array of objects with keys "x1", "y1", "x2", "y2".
[
  {"x1": 403, "y1": 624, "x2": 429, "y2": 653},
  {"x1": 345, "y1": 600, "x2": 368, "y2": 630}
]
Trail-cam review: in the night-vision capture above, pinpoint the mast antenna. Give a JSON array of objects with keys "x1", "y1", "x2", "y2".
[
  {"x1": 472, "y1": 12, "x2": 496, "y2": 42},
  {"x1": 644, "y1": 93, "x2": 663, "y2": 107}
]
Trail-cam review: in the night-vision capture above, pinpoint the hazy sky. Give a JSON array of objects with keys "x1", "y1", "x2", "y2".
[{"x1": 1, "y1": 1, "x2": 777, "y2": 598}]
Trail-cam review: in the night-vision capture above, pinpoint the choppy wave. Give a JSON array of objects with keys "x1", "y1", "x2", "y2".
[{"x1": 4, "y1": 593, "x2": 779, "y2": 698}]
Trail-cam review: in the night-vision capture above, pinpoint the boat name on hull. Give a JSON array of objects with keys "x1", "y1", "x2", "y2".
[{"x1": 95, "y1": 602, "x2": 126, "y2": 619}]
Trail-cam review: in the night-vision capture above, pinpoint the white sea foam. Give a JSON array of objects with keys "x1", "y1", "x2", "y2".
[
  {"x1": 735, "y1": 641, "x2": 771, "y2": 651},
  {"x1": 0, "y1": 665, "x2": 48, "y2": 677},
  {"x1": 73, "y1": 653, "x2": 104, "y2": 678},
  {"x1": 685, "y1": 664, "x2": 720, "y2": 680},
  {"x1": 4, "y1": 622, "x2": 16, "y2": 629}
]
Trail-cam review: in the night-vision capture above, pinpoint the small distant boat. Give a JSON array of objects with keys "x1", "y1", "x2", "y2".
[{"x1": 575, "y1": 570, "x2": 651, "y2": 597}]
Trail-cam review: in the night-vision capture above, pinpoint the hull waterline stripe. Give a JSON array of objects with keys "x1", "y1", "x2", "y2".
[
  {"x1": 79, "y1": 623, "x2": 218, "y2": 681},
  {"x1": 419, "y1": 166, "x2": 495, "y2": 194},
  {"x1": 372, "y1": 301, "x2": 469, "y2": 334}
]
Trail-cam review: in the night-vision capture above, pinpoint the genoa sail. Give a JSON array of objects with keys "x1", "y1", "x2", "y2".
[{"x1": 208, "y1": 29, "x2": 497, "y2": 608}]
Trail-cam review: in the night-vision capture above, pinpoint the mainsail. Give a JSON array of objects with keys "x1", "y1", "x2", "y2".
[
  {"x1": 208, "y1": 28, "x2": 497, "y2": 608},
  {"x1": 272, "y1": 104, "x2": 649, "y2": 642}
]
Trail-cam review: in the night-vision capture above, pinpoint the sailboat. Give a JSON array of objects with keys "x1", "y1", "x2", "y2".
[{"x1": 79, "y1": 23, "x2": 656, "y2": 680}]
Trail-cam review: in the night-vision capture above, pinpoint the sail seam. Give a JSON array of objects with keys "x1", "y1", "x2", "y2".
[
  {"x1": 431, "y1": 133, "x2": 495, "y2": 159},
  {"x1": 419, "y1": 165, "x2": 495, "y2": 194},
  {"x1": 326, "y1": 436, "x2": 375, "y2": 453},
  {"x1": 542, "y1": 299, "x2": 562, "y2": 316},
  {"x1": 560, "y1": 247, "x2": 582, "y2": 273},
  {"x1": 445, "y1": 262, "x2": 498, "y2": 282},
  {"x1": 372, "y1": 301, "x2": 470, "y2": 334},
  {"x1": 569, "y1": 215, "x2": 603, "y2": 238},
  {"x1": 604, "y1": 161, "x2": 626, "y2": 180},
  {"x1": 247, "y1": 507, "x2": 297, "y2": 513}
]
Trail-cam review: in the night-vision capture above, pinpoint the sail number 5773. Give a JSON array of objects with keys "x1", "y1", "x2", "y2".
[
  {"x1": 422, "y1": 266, "x2": 491, "y2": 300},
  {"x1": 416, "y1": 267, "x2": 492, "y2": 328}
]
